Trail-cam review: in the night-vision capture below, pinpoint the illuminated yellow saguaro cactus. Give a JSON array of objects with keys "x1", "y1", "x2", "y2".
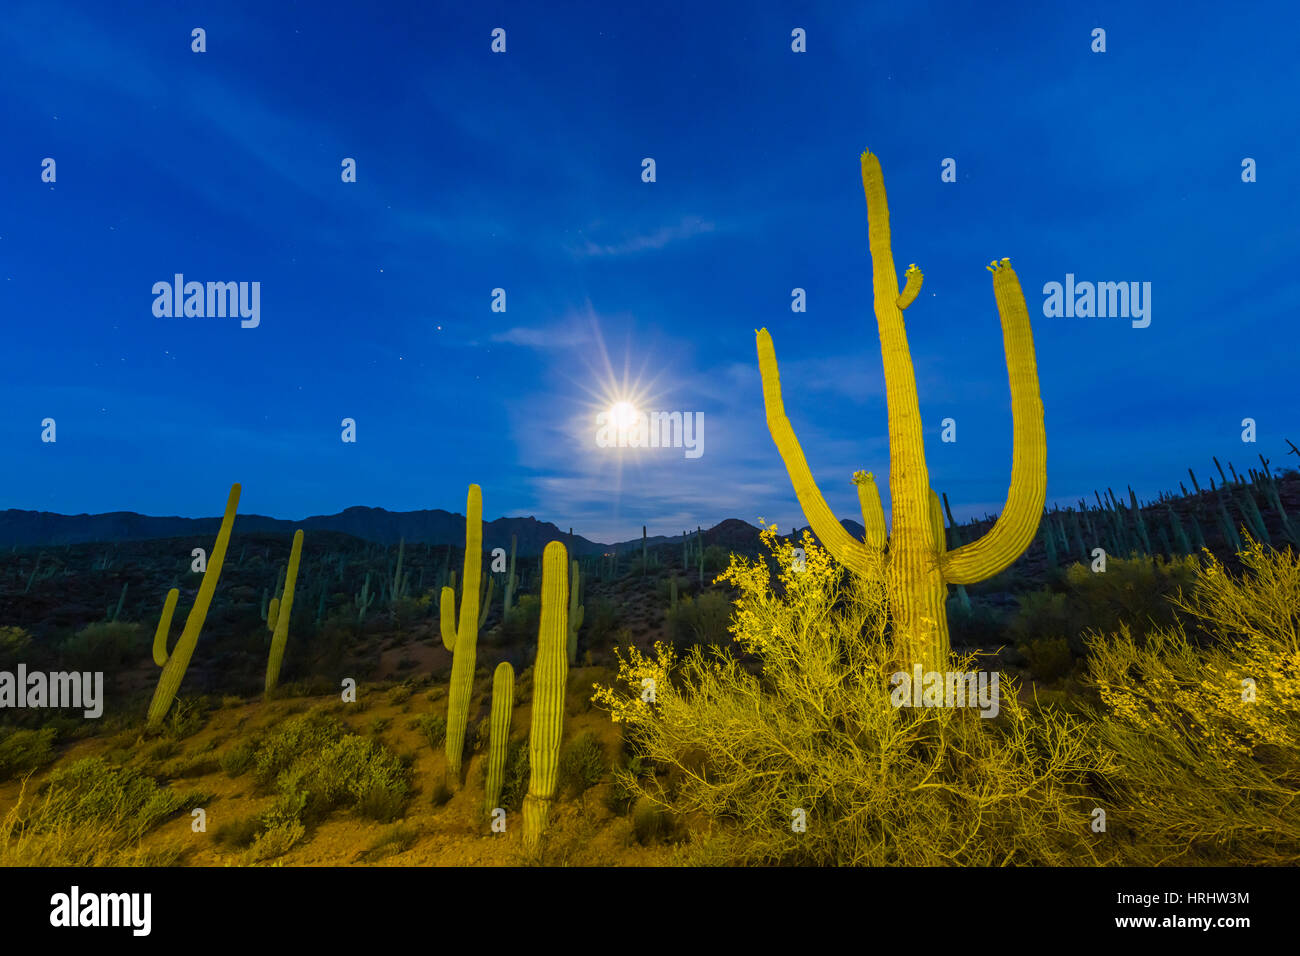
[
  {"x1": 523, "y1": 540, "x2": 569, "y2": 854},
  {"x1": 147, "y1": 483, "x2": 241, "y2": 726},
  {"x1": 264, "y1": 528, "x2": 304, "y2": 699},
  {"x1": 442, "y1": 483, "x2": 483, "y2": 779},
  {"x1": 756, "y1": 151, "x2": 1046, "y2": 672}
]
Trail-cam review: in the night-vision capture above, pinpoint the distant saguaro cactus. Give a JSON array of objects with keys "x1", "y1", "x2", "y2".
[
  {"x1": 147, "y1": 483, "x2": 240, "y2": 727},
  {"x1": 756, "y1": 151, "x2": 1046, "y2": 672},
  {"x1": 523, "y1": 541, "x2": 569, "y2": 853},
  {"x1": 566, "y1": 559, "x2": 585, "y2": 665},
  {"x1": 264, "y1": 529, "x2": 304, "y2": 698},
  {"x1": 442, "y1": 484, "x2": 484, "y2": 780}
]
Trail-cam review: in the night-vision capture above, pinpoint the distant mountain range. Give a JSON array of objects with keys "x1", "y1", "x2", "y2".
[{"x1": 0, "y1": 505, "x2": 868, "y2": 557}]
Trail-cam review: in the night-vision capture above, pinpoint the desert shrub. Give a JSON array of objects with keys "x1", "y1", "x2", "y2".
[
  {"x1": 631, "y1": 795, "x2": 668, "y2": 844},
  {"x1": 665, "y1": 591, "x2": 732, "y2": 648},
  {"x1": 411, "y1": 713, "x2": 447, "y2": 749},
  {"x1": 157, "y1": 697, "x2": 209, "y2": 741},
  {"x1": 1010, "y1": 554, "x2": 1200, "y2": 656},
  {"x1": 221, "y1": 740, "x2": 257, "y2": 777},
  {"x1": 213, "y1": 814, "x2": 263, "y2": 848},
  {"x1": 583, "y1": 597, "x2": 620, "y2": 644},
  {"x1": 0, "y1": 727, "x2": 58, "y2": 781},
  {"x1": 359, "y1": 822, "x2": 420, "y2": 862},
  {"x1": 390, "y1": 596, "x2": 423, "y2": 629},
  {"x1": 0, "y1": 757, "x2": 209, "y2": 865},
  {"x1": 497, "y1": 737, "x2": 530, "y2": 812},
  {"x1": 945, "y1": 597, "x2": 1005, "y2": 647},
  {"x1": 606, "y1": 754, "x2": 645, "y2": 815},
  {"x1": 429, "y1": 775, "x2": 454, "y2": 807},
  {"x1": 500, "y1": 594, "x2": 542, "y2": 646},
  {"x1": 1083, "y1": 537, "x2": 1300, "y2": 864},
  {"x1": 0, "y1": 626, "x2": 33, "y2": 669},
  {"x1": 702, "y1": 545, "x2": 730, "y2": 575},
  {"x1": 147, "y1": 739, "x2": 181, "y2": 763},
  {"x1": 594, "y1": 528, "x2": 1106, "y2": 866},
  {"x1": 251, "y1": 709, "x2": 343, "y2": 788},
  {"x1": 387, "y1": 682, "x2": 414, "y2": 706},
  {"x1": 58, "y1": 621, "x2": 146, "y2": 670},
  {"x1": 558, "y1": 731, "x2": 607, "y2": 797},
  {"x1": 1022, "y1": 637, "x2": 1075, "y2": 684}
]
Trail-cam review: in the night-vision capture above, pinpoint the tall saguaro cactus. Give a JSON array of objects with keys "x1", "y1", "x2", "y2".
[
  {"x1": 264, "y1": 529, "x2": 304, "y2": 698},
  {"x1": 442, "y1": 484, "x2": 484, "y2": 779},
  {"x1": 523, "y1": 541, "x2": 569, "y2": 853},
  {"x1": 756, "y1": 151, "x2": 1046, "y2": 672},
  {"x1": 484, "y1": 661, "x2": 515, "y2": 817},
  {"x1": 147, "y1": 483, "x2": 241, "y2": 726}
]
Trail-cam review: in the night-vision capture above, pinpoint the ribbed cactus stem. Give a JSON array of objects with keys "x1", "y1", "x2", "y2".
[
  {"x1": 264, "y1": 529, "x2": 303, "y2": 698},
  {"x1": 523, "y1": 541, "x2": 569, "y2": 853},
  {"x1": 567, "y1": 558, "x2": 583, "y2": 665},
  {"x1": 478, "y1": 573, "x2": 495, "y2": 630},
  {"x1": 444, "y1": 484, "x2": 484, "y2": 780},
  {"x1": 484, "y1": 661, "x2": 514, "y2": 817},
  {"x1": 390, "y1": 537, "x2": 405, "y2": 606},
  {"x1": 267, "y1": 597, "x2": 279, "y2": 632},
  {"x1": 147, "y1": 483, "x2": 240, "y2": 726},
  {"x1": 503, "y1": 535, "x2": 517, "y2": 616}
]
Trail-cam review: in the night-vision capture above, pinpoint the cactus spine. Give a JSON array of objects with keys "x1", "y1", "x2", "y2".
[
  {"x1": 264, "y1": 529, "x2": 304, "y2": 698},
  {"x1": 756, "y1": 151, "x2": 1046, "y2": 672},
  {"x1": 523, "y1": 541, "x2": 569, "y2": 853},
  {"x1": 442, "y1": 484, "x2": 483, "y2": 779},
  {"x1": 147, "y1": 483, "x2": 240, "y2": 726},
  {"x1": 484, "y1": 661, "x2": 514, "y2": 816},
  {"x1": 567, "y1": 559, "x2": 584, "y2": 665}
]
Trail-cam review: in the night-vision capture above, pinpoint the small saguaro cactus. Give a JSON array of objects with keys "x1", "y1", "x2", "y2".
[
  {"x1": 356, "y1": 572, "x2": 375, "y2": 624},
  {"x1": 567, "y1": 558, "x2": 584, "y2": 665},
  {"x1": 148, "y1": 483, "x2": 240, "y2": 727},
  {"x1": 107, "y1": 582, "x2": 128, "y2": 622},
  {"x1": 484, "y1": 661, "x2": 515, "y2": 817},
  {"x1": 264, "y1": 529, "x2": 304, "y2": 698},
  {"x1": 442, "y1": 484, "x2": 484, "y2": 780},
  {"x1": 523, "y1": 540, "x2": 570, "y2": 853},
  {"x1": 756, "y1": 151, "x2": 1046, "y2": 673}
]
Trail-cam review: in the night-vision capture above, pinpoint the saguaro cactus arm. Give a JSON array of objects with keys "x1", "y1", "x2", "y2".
[
  {"x1": 756, "y1": 329, "x2": 882, "y2": 579},
  {"x1": 896, "y1": 264, "x2": 923, "y2": 310},
  {"x1": 151, "y1": 588, "x2": 180, "y2": 667},
  {"x1": 938, "y1": 259, "x2": 1046, "y2": 585},
  {"x1": 439, "y1": 586, "x2": 457, "y2": 651},
  {"x1": 853, "y1": 471, "x2": 887, "y2": 549}
]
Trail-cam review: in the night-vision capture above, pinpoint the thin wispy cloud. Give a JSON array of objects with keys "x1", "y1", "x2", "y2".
[{"x1": 569, "y1": 216, "x2": 717, "y2": 258}]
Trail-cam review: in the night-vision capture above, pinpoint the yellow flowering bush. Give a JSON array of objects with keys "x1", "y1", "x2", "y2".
[
  {"x1": 1085, "y1": 536, "x2": 1300, "y2": 864},
  {"x1": 593, "y1": 527, "x2": 1108, "y2": 865}
]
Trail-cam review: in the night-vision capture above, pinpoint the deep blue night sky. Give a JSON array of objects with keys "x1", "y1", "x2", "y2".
[{"x1": 2, "y1": 1, "x2": 1297, "y2": 542}]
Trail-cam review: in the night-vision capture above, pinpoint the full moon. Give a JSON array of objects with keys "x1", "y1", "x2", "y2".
[{"x1": 610, "y1": 401, "x2": 639, "y2": 428}]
